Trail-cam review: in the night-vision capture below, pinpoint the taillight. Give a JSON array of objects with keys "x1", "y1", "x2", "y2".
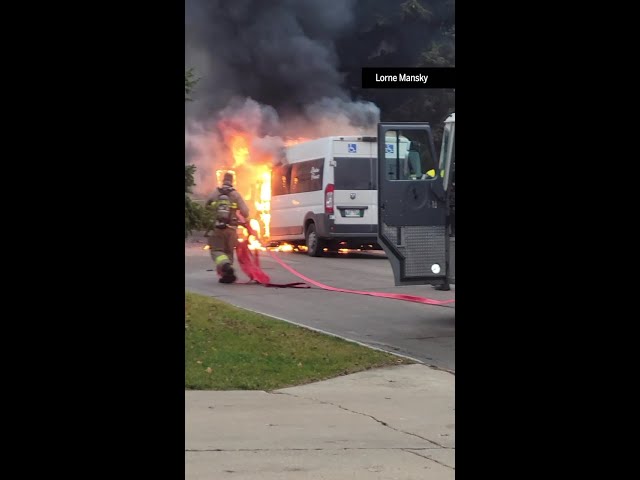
[{"x1": 325, "y1": 183, "x2": 334, "y2": 214}]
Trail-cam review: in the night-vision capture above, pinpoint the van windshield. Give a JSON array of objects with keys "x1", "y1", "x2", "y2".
[{"x1": 334, "y1": 157, "x2": 376, "y2": 190}]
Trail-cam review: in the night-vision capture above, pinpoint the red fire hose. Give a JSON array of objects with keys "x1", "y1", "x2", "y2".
[{"x1": 234, "y1": 222, "x2": 454, "y2": 307}]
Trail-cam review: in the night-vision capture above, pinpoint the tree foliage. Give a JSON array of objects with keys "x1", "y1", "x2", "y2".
[
  {"x1": 185, "y1": 70, "x2": 206, "y2": 237},
  {"x1": 400, "y1": 0, "x2": 433, "y2": 21},
  {"x1": 185, "y1": 68, "x2": 199, "y2": 102}
]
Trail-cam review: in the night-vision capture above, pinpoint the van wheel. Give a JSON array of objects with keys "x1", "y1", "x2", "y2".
[{"x1": 306, "y1": 223, "x2": 325, "y2": 257}]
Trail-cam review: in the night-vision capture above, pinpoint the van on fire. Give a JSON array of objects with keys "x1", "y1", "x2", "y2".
[{"x1": 269, "y1": 135, "x2": 425, "y2": 256}]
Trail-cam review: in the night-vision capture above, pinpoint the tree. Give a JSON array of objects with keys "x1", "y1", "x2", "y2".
[
  {"x1": 185, "y1": 69, "x2": 204, "y2": 237},
  {"x1": 400, "y1": 0, "x2": 433, "y2": 21},
  {"x1": 185, "y1": 68, "x2": 199, "y2": 102},
  {"x1": 185, "y1": 164, "x2": 196, "y2": 194}
]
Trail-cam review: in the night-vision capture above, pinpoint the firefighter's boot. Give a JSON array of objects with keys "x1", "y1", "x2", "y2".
[{"x1": 219, "y1": 263, "x2": 237, "y2": 284}]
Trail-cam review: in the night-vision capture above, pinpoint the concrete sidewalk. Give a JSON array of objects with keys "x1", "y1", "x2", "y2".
[{"x1": 186, "y1": 364, "x2": 455, "y2": 479}]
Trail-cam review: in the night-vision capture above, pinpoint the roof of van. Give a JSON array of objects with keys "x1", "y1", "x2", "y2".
[
  {"x1": 319, "y1": 136, "x2": 378, "y2": 142},
  {"x1": 285, "y1": 135, "x2": 409, "y2": 146}
]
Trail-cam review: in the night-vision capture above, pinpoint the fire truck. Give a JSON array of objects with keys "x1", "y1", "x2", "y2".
[{"x1": 377, "y1": 113, "x2": 455, "y2": 289}]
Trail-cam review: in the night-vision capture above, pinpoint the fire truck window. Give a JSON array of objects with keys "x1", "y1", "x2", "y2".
[
  {"x1": 386, "y1": 154, "x2": 421, "y2": 180},
  {"x1": 291, "y1": 159, "x2": 324, "y2": 194},
  {"x1": 386, "y1": 130, "x2": 436, "y2": 180},
  {"x1": 271, "y1": 164, "x2": 292, "y2": 196}
]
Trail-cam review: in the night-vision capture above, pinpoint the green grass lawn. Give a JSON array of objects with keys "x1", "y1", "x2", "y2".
[{"x1": 185, "y1": 292, "x2": 411, "y2": 390}]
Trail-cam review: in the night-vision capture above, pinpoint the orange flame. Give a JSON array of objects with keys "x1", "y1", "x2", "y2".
[
  {"x1": 284, "y1": 137, "x2": 311, "y2": 146},
  {"x1": 249, "y1": 219, "x2": 261, "y2": 236},
  {"x1": 212, "y1": 127, "x2": 318, "y2": 249},
  {"x1": 255, "y1": 170, "x2": 271, "y2": 238},
  {"x1": 230, "y1": 135, "x2": 250, "y2": 168}
]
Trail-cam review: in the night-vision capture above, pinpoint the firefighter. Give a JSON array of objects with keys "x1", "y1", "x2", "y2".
[{"x1": 206, "y1": 172, "x2": 250, "y2": 283}]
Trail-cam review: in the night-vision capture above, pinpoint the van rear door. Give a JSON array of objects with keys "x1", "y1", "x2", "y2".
[{"x1": 331, "y1": 140, "x2": 377, "y2": 230}]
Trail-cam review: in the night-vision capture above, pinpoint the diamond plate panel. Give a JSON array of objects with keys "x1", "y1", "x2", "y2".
[
  {"x1": 403, "y1": 225, "x2": 446, "y2": 277},
  {"x1": 382, "y1": 222, "x2": 398, "y2": 245}
]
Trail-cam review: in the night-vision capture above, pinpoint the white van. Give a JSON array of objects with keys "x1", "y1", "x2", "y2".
[{"x1": 269, "y1": 135, "x2": 412, "y2": 256}]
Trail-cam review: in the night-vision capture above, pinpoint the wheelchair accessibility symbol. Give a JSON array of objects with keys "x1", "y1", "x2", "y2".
[
  {"x1": 348, "y1": 143, "x2": 357, "y2": 153},
  {"x1": 385, "y1": 144, "x2": 395, "y2": 154}
]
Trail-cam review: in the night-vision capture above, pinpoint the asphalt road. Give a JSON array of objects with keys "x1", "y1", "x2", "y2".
[{"x1": 185, "y1": 239, "x2": 455, "y2": 371}]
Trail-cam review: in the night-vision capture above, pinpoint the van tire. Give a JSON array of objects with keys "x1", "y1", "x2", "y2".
[{"x1": 306, "y1": 223, "x2": 325, "y2": 257}]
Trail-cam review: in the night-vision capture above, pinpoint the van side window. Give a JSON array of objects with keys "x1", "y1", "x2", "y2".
[
  {"x1": 271, "y1": 164, "x2": 292, "y2": 196},
  {"x1": 291, "y1": 159, "x2": 324, "y2": 194}
]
